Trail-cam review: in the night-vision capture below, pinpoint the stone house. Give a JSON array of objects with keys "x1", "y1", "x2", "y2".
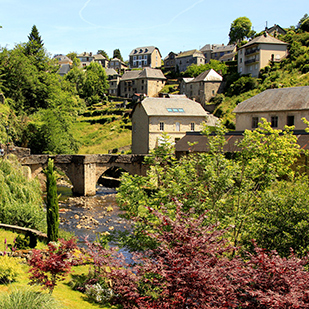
[
  {"x1": 129, "y1": 46, "x2": 162, "y2": 69},
  {"x1": 109, "y1": 57, "x2": 128, "y2": 73},
  {"x1": 93, "y1": 54, "x2": 109, "y2": 68},
  {"x1": 163, "y1": 51, "x2": 178, "y2": 70},
  {"x1": 180, "y1": 69, "x2": 223, "y2": 108},
  {"x1": 119, "y1": 67, "x2": 166, "y2": 98},
  {"x1": 211, "y1": 44, "x2": 237, "y2": 62},
  {"x1": 200, "y1": 44, "x2": 236, "y2": 63},
  {"x1": 77, "y1": 52, "x2": 109, "y2": 68},
  {"x1": 233, "y1": 86, "x2": 309, "y2": 131},
  {"x1": 237, "y1": 33, "x2": 288, "y2": 77},
  {"x1": 131, "y1": 97, "x2": 218, "y2": 154},
  {"x1": 266, "y1": 24, "x2": 287, "y2": 37},
  {"x1": 175, "y1": 50, "x2": 205, "y2": 72},
  {"x1": 105, "y1": 68, "x2": 120, "y2": 96}
]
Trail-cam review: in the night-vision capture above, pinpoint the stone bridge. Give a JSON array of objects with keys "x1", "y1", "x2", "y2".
[{"x1": 20, "y1": 154, "x2": 148, "y2": 196}]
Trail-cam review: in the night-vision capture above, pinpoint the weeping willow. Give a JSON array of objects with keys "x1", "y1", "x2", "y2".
[{"x1": 0, "y1": 155, "x2": 45, "y2": 231}]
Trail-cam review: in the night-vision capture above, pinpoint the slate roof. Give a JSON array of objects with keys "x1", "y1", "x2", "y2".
[
  {"x1": 121, "y1": 68, "x2": 166, "y2": 81},
  {"x1": 176, "y1": 49, "x2": 204, "y2": 59},
  {"x1": 240, "y1": 34, "x2": 288, "y2": 49},
  {"x1": 129, "y1": 46, "x2": 161, "y2": 56},
  {"x1": 104, "y1": 68, "x2": 118, "y2": 76},
  {"x1": 140, "y1": 97, "x2": 213, "y2": 119},
  {"x1": 58, "y1": 64, "x2": 71, "y2": 75},
  {"x1": 212, "y1": 44, "x2": 236, "y2": 53},
  {"x1": 189, "y1": 69, "x2": 223, "y2": 83},
  {"x1": 233, "y1": 86, "x2": 309, "y2": 114}
]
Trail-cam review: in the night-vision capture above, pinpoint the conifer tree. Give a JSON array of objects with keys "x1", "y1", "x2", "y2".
[
  {"x1": 113, "y1": 48, "x2": 123, "y2": 61},
  {"x1": 25, "y1": 25, "x2": 44, "y2": 55},
  {"x1": 44, "y1": 159, "x2": 59, "y2": 242}
]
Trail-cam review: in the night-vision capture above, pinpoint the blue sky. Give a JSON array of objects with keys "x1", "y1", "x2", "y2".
[{"x1": 0, "y1": 0, "x2": 307, "y2": 60}]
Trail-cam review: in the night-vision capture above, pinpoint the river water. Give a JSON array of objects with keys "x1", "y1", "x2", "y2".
[{"x1": 57, "y1": 185, "x2": 132, "y2": 248}]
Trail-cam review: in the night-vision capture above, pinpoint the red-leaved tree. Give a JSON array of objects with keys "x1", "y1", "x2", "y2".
[
  {"x1": 85, "y1": 203, "x2": 309, "y2": 308},
  {"x1": 28, "y1": 238, "x2": 77, "y2": 294}
]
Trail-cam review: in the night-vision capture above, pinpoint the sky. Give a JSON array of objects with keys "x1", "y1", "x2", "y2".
[{"x1": 0, "y1": 0, "x2": 307, "y2": 60}]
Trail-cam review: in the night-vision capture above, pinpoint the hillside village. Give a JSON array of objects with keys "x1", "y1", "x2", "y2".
[{"x1": 51, "y1": 19, "x2": 309, "y2": 155}]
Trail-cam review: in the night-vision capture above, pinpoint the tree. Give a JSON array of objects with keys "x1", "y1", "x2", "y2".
[
  {"x1": 28, "y1": 238, "x2": 77, "y2": 294},
  {"x1": 229, "y1": 16, "x2": 254, "y2": 44},
  {"x1": 113, "y1": 48, "x2": 123, "y2": 61},
  {"x1": 44, "y1": 159, "x2": 59, "y2": 242},
  {"x1": 300, "y1": 17, "x2": 309, "y2": 32},
  {"x1": 184, "y1": 60, "x2": 228, "y2": 77},
  {"x1": 97, "y1": 49, "x2": 109, "y2": 60},
  {"x1": 297, "y1": 13, "x2": 309, "y2": 29},
  {"x1": 83, "y1": 62, "x2": 109, "y2": 105}
]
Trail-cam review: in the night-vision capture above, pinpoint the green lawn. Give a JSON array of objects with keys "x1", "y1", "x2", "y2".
[{"x1": 0, "y1": 229, "x2": 116, "y2": 309}]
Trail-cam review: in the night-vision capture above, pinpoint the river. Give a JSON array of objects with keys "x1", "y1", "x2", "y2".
[{"x1": 57, "y1": 185, "x2": 132, "y2": 248}]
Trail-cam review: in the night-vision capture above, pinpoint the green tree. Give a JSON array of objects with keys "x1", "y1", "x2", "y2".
[
  {"x1": 83, "y1": 62, "x2": 109, "y2": 105},
  {"x1": 113, "y1": 48, "x2": 123, "y2": 61},
  {"x1": 117, "y1": 120, "x2": 302, "y2": 254},
  {"x1": 229, "y1": 16, "x2": 254, "y2": 44},
  {"x1": 44, "y1": 159, "x2": 59, "y2": 242},
  {"x1": 97, "y1": 49, "x2": 109, "y2": 60},
  {"x1": 184, "y1": 60, "x2": 228, "y2": 77}
]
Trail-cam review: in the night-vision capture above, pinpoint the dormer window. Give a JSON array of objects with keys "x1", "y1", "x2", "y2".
[{"x1": 140, "y1": 49, "x2": 143, "y2": 53}]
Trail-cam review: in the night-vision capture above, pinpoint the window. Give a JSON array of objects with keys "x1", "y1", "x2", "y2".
[
  {"x1": 190, "y1": 123, "x2": 195, "y2": 131},
  {"x1": 252, "y1": 117, "x2": 259, "y2": 128},
  {"x1": 287, "y1": 115, "x2": 294, "y2": 126},
  {"x1": 159, "y1": 122, "x2": 164, "y2": 131},
  {"x1": 176, "y1": 122, "x2": 180, "y2": 132},
  {"x1": 271, "y1": 116, "x2": 278, "y2": 128},
  {"x1": 240, "y1": 58, "x2": 242, "y2": 63}
]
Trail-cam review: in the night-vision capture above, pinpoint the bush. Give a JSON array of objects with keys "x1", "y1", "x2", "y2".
[
  {"x1": 0, "y1": 255, "x2": 23, "y2": 283},
  {"x1": 0, "y1": 287, "x2": 61, "y2": 309},
  {"x1": 85, "y1": 283, "x2": 114, "y2": 305},
  {"x1": 0, "y1": 157, "x2": 45, "y2": 230}
]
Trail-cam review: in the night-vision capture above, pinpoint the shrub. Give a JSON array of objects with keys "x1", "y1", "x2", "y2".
[
  {"x1": 0, "y1": 157, "x2": 45, "y2": 230},
  {"x1": 28, "y1": 238, "x2": 77, "y2": 293},
  {"x1": 0, "y1": 287, "x2": 61, "y2": 309},
  {"x1": 0, "y1": 255, "x2": 23, "y2": 283},
  {"x1": 86, "y1": 205, "x2": 309, "y2": 308},
  {"x1": 85, "y1": 283, "x2": 114, "y2": 304}
]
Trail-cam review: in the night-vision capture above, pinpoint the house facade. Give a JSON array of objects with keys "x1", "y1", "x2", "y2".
[
  {"x1": 77, "y1": 52, "x2": 109, "y2": 68},
  {"x1": 131, "y1": 97, "x2": 218, "y2": 154},
  {"x1": 109, "y1": 57, "x2": 128, "y2": 73},
  {"x1": 211, "y1": 44, "x2": 237, "y2": 61},
  {"x1": 233, "y1": 86, "x2": 309, "y2": 131},
  {"x1": 129, "y1": 46, "x2": 162, "y2": 69},
  {"x1": 200, "y1": 44, "x2": 236, "y2": 63},
  {"x1": 163, "y1": 52, "x2": 178, "y2": 70},
  {"x1": 119, "y1": 68, "x2": 166, "y2": 98},
  {"x1": 175, "y1": 50, "x2": 205, "y2": 72},
  {"x1": 105, "y1": 68, "x2": 120, "y2": 96},
  {"x1": 181, "y1": 69, "x2": 223, "y2": 108},
  {"x1": 237, "y1": 33, "x2": 288, "y2": 77},
  {"x1": 93, "y1": 54, "x2": 109, "y2": 68}
]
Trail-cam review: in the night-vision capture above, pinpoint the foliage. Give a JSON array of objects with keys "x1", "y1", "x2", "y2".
[
  {"x1": 85, "y1": 205, "x2": 309, "y2": 308},
  {"x1": 0, "y1": 255, "x2": 23, "y2": 283},
  {"x1": 184, "y1": 60, "x2": 228, "y2": 77},
  {"x1": 112, "y1": 48, "x2": 123, "y2": 61},
  {"x1": 229, "y1": 16, "x2": 255, "y2": 44},
  {"x1": 0, "y1": 156, "x2": 45, "y2": 230},
  {"x1": 0, "y1": 287, "x2": 61, "y2": 309},
  {"x1": 26, "y1": 109, "x2": 79, "y2": 154},
  {"x1": 243, "y1": 177, "x2": 309, "y2": 257},
  {"x1": 117, "y1": 120, "x2": 302, "y2": 253},
  {"x1": 85, "y1": 283, "x2": 115, "y2": 305},
  {"x1": 28, "y1": 238, "x2": 77, "y2": 294},
  {"x1": 97, "y1": 49, "x2": 109, "y2": 60},
  {"x1": 227, "y1": 75, "x2": 259, "y2": 96},
  {"x1": 44, "y1": 159, "x2": 59, "y2": 242}
]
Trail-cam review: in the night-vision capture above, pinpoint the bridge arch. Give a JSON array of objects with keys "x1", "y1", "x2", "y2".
[{"x1": 21, "y1": 154, "x2": 148, "y2": 196}]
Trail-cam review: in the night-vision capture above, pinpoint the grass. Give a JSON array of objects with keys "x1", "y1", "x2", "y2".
[
  {"x1": 0, "y1": 229, "x2": 117, "y2": 309},
  {"x1": 73, "y1": 116, "x2": 131, "y2": 154}
]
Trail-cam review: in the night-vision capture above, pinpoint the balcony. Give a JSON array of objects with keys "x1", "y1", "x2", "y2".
[
  {"x1": 245, "y1": 58, "x2": 258, "y2": 65},
  {"x1": 245, "y1": 48, "x2": 260, "y2": 55}
]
